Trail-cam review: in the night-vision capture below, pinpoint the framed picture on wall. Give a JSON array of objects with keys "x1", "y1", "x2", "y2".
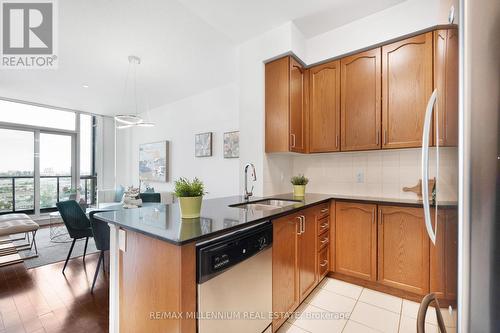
[
  {"x1": 195, "y1": 132, "x2": 212, "y2": 157},
  {"x1": 139, "y1": 141, "x2": 169, "y2": 182},
  {"x1": 223, "y1": 131, "x2": 239, "y2": 158}
]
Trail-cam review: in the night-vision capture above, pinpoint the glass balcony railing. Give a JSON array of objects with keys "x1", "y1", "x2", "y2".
[{"x1": 0, "y1": 175, "x2": 96, "y2": 214}]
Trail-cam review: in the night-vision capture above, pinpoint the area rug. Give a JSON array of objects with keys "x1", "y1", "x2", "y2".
[{"x1": 14, "y1": 226, "x2": 98, "y2": 269}]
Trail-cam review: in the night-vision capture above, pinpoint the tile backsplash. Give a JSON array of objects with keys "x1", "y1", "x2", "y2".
[{"x1": 264, "y1": 148, "x2": 458, "y2": 201}]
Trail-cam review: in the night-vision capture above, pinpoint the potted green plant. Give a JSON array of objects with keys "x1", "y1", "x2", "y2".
[
  {"x1": 291, "y1": 174, "x2": 309, "y2": 197},
  {"x1": 174, "y1": 177, "x2": 206, "y2": 218}
]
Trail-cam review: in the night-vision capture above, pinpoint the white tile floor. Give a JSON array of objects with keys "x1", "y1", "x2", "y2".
[{"x1": 278, "y1": 277, "x2": 457, "y2": 333}]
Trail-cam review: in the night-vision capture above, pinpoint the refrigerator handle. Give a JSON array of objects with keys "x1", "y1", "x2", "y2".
[{"x1": 422, "y1": 89, "x2": 438, "y2": 245}]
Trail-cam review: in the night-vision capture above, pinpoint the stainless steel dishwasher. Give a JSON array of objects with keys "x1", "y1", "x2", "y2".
[{"x1": 197, "y1": 222, "x2": 273, "y2": 333}]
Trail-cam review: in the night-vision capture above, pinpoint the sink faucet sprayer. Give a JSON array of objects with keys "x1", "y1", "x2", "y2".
[{"x1": 244, "y1": 163, "x2": 256, "y2": 200}]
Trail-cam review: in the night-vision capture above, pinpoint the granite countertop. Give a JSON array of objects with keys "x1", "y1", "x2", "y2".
[{"x1": 93, "y1": 193, "x2": 457, "y2": 246}]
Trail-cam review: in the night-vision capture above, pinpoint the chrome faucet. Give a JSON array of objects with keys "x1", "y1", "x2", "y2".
[{"x1": 244, "y1": 163, "x2": 256, "y2": 200}]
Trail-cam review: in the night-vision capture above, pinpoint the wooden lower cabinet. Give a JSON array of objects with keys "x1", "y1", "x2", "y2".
[
  {"x1": 377, "y1": 205, "x2": 430, "y2": 295},
  {"x1": 335, "y1": 202, "x2": 377, "y2": 281},
  {"x1": 298, "y1": 208, "x2": 318, "y2": 302},
  {"x1": 272, "y1": 203, "x2": 329, "y2": 332},
  {"x1": 272, "y1": 213, "x2": 300, "y2": 330},
  {"x1": 430, "y1": 208, "x2": 458, "y2": 302}
]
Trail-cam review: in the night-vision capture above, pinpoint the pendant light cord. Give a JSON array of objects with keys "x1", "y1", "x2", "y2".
[{"x1": 133, "y1": 60, "x2": 138, "y2": 116}]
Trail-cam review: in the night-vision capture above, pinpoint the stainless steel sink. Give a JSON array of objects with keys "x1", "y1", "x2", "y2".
[{"x1": 230, "y1": 199, "x2": 301, "y2": 211}]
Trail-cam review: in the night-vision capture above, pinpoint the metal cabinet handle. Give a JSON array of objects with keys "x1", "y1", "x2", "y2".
[
  {"x1": 301, "y1": 215, "x2": 306, "y2": 233},
  {"x1": 296, "y1": 216, "x2": 302, "y2": 235},
  {"x1": 320, "y1": 260, "x2": 328, "y2": 267},
  {"x1": 290, "y1": 134, "x2": 296, "y2": 148}
]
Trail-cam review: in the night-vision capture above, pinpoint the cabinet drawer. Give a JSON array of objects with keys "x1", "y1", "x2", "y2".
[
  {"x1": 317, "y1": 217, "x2": 329, "y2": 235},
  {"x1": 318, "y1": 233, "x2": 329, "y2": 251},
  {"x1": 318, "y1": 247, "x2": 329, "y2": 278},
  {"x1": 317, "y1": 203, "x2": 330, "y2": 219}
]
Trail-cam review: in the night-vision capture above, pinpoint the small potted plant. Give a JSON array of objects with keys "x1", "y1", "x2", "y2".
[
  {"x1": 291, "y1": 174, "x2": 309, "y2": 197},
  {"x1": 174, "y1": 177, "x2": 206, "y2": 218}
]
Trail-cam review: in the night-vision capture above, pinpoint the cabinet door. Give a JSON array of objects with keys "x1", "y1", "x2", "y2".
[
  {"x1": 434, "y1": 29, "x2": 458, "y2": 147},
  {"x1": 335, "y1": 202, "x2": 377, "y2": 281},
  {"x1": 289, "y1": 57, "x2": 306, "y2": 153},
  {"x1": 298, "y1": 209, "x2": 318, "y2": 302},
  {"x1": 382, "y1": 32, "x2": 433, "y2": 148},
  {"x1": 378, "y1": 206, "x2": 430, "y2": 295},
  {"x1": 341, "y1": 48, "x2": 381, "y2": 151},
  {"x1": 265, "y1": 57, "x2": 290, "y2": 153},
  {"x1": 309, "y1": 60, "x2": 341, "y2": 152},
  {"x1": 272, "y1": 214, "x2": 300, "y2": 330},
  {"x1": 430, "y1": 209, "x2": 458, "y2": 301}
]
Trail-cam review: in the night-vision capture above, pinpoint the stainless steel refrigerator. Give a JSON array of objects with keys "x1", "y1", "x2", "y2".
[
  {"x1": 419, "y1": 1, "x2": 499, "y2": 332},
  {"x1": 458, "y1": 0, "x2": 500, "y2": 332}
]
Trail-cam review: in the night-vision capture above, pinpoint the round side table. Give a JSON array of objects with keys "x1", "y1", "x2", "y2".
[{"x1": 49, "y1": 212, "x2": 71, "y2": 243}]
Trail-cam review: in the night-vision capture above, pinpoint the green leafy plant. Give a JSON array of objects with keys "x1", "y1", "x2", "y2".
[
  {"x1": 290, "y1": 174, "x2": 309, "y2": 186},
  {"x1": 174, "y1": 177, "x2": 206, "y2": 197}
]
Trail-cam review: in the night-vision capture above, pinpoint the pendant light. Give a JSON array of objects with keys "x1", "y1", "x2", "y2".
[{"x1": 115, "y1": 55, "x2": 155, "y2": 129}]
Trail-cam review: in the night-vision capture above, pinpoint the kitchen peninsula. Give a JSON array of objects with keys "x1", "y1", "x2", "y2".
[{"x1": 95, "y1": 194, "x2": 457, "y2": 333}]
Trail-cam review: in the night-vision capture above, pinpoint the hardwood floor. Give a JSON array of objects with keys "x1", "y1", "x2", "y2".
[{"x1": 0, "y1": 252, "x2": 109, "y2": 333}]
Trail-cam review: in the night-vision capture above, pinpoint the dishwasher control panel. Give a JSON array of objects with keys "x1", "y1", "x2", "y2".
[{"x1": 197, "y1": 222, "x2": 273, "y2": 284}]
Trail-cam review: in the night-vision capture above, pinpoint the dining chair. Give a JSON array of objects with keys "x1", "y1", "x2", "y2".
[
  {"x1": 56, "y1": 200, "x2": 93, "y2": 274},
  {"x1": 89, "y1": 211, "x2": 110, "y2": 293},
  {"x1": 139, "y1": 192, "x2": 161, "y2": 203}
]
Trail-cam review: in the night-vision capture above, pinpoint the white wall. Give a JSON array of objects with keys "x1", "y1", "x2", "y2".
[
  {"x1": 305, "y1": 0, "x2": 458, "y2": 64},
  {"x1": 115, "y1": 83, "x2": 239, "y2": 199}
]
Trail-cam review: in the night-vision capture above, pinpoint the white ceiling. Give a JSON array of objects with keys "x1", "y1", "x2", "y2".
[
  {"x1": 177, "y1": 0, "x2": 407, "y2": 41},
  {"x1": 0, "y1": 0, "x2": 237, "y2": 116},
  {"x1": 0, "y1": 0, "x2": 406, "y2": 116}
]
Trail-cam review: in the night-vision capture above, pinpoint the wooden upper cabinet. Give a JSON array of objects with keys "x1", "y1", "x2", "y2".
[
  {"x1": 434, "y1": 28, "x2": 458, "y2": 147},
  {"x1": 309, "y1": 60, "x2": 341, "y2": 152},
  {"x1": 382, "y1": 32, "x2": 433, "y2": 149},
  {"x1": 335, "y1": 202, "x2": 377, "y2": 281},
  {"x1": 378, "y1": 206, "x2": 430, "y2": 295},
  {"x1": 272, "y1": 214, "x2": 300, "y2": 330},
  {"x1": 265, "y1": 56, "x2": 306, "y2": 153},
  {"x1": 265, "y1": 57, "x2": 289, "y2": 153},
  {"x1": 341, "y1": 48, "x2": 382, "y2": 151}
]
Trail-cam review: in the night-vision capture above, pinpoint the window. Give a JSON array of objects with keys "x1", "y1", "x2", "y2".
[
  {"x1": 0, "y1": 129, "x2": 34, "y2": 213},
  {"x1": 0, "y1": 100, "x2": 75, "y2": 130},
  {"x1": 0, "y1": 101, "x2": 97, "y2": 215},
  {"x1": 39, "y1": 133, "x2": 72, "y2": 209}
]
